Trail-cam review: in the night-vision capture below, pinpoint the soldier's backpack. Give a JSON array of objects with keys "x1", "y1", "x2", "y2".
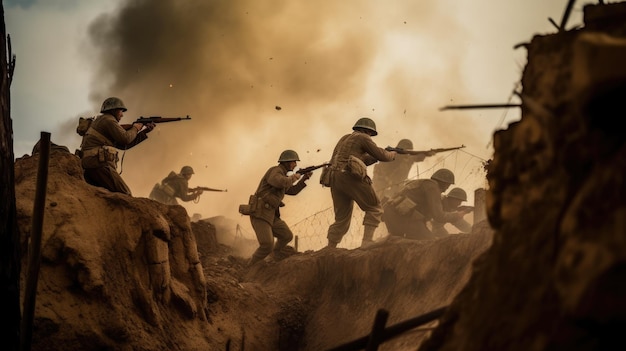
[{"x1": 76, "y1": 117, "x2": 95, "y2": 136}]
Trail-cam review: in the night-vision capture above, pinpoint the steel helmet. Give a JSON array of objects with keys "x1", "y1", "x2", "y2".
[
  {"x1": 100, "y1": 97, "x2": 128, "y2": 113},
  {"x1": 352, "y1": 117, "x2": 378, "y2": 136},
  {"x1": 181, "y1": 166, "x2": 194, "y2": 175},
  {"x1": 396, "y1": 139, "x2": 413, "y2": 149},
  {"x1": 278, "y1": 149, "x2": 300, "y2": 162},
  {"x1": 447, "y1": 187, "x2": 467, "y2": 201},
  {"x1": 431, "y1": 168, "x2": 455, "y2": 184}
]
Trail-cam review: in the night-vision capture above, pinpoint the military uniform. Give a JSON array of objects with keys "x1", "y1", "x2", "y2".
[
  {"x1": 248, "y1": 153, "x2": 308, "y2": 265},
  {"x1": 382, "y1": 177, "x2": 462, "y2": 240},
  {"x1": 325, "y1": 122, "x2": 395, "y2": 247},
  {"x1": 149, "y1": 171, "x2": 199, "y2": 205},
  {"x1": 431, "y1": 190, "x2": 473, "y2": 236},
  {"x1": 372, "y1": 153, "x2": 427, "y2": 201},
  {"x1": 79, "y1": 113, "x2": 148, "y2": 195}
]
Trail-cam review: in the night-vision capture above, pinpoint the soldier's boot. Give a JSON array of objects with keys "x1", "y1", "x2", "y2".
[
  {"x1": 360, "y1": 225, "x2": 376, "y2": 248},
  {"x1": 247, "y1": 255, "x2": 263, "y2": 267}
]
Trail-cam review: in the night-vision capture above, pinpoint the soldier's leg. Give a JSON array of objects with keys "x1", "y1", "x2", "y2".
[
  {"x1": 350, "y1": 180, "x2": 383, "y2": 244},
  {"x1": 84, "y1": 166, "x2": 132, "y2": 195},
  {"x1": 327, "y1": 174, "x2": 355, "y2": 246},
  {"x1": 249, "y1": 217, "x2": 274, "y2": 265},
  {"x1": 382, "y1": 206, "x2": 405, "y2": 237},
  {"x1": 271, "y1": 218, "x2": 294, "y2": 260}
]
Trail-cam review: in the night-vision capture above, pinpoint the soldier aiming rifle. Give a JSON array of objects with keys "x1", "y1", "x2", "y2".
[
  {"x1": 190, "y1": 186, "x2": 228, "y2": 192},
  {"x1": 120, "y1": 115, "x2": 191, "y2": 130},
  {"x1": 150, "y1": 166, "x2": 225, "y2": 205},
  {"x1": 296, "y1": 162, "x2": 331, "y2": 175},
  {"x1": 384, "y1": 144, "x2": 465, "y2": 155}
]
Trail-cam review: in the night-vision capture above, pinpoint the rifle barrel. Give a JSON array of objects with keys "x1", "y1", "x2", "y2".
[
  {"x1": 439, "y1": 104, "x2": 521, "y2": 111},
  {"x1": 137, "y1": 115, "x2": 192, "y2": 123}
]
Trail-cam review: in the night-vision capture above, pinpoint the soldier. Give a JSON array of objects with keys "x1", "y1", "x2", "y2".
[
  {"x1": 149, "y1": 166, "x2": 203, "y2": 205},
  {"x1": 323, "y1": 117, "x2": 396, "y2": 248},
  {"x1": 246, "y1": 150, "x2": 312, "y2": 266},
  {"x1": 79, "y1": 97, "x2": 156, "y2": 195},
  {"x1": 431, "y1": 187, "x2": 473, "y2": 236},
  {"x1": 372, "y1": 138, "x2": 435, "y2": 201},
  {"x1": 382, "y1": 168, "x2": 466, "y2": 240}
]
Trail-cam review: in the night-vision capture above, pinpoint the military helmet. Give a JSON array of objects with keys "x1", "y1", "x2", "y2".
[
  {"x1": 181, "y1": 166, "x2": 194, "y2": 175},
  {"x1": 447, "y1": 187, "x2": 467, "y2": 201},
  {"x1": 396, "y1": 138, "x2": 413, "y2": 149},
  {"x1": 352, "y1": 117, "x2": 378, "y2": 136},
  {"x1": 431, "y1": 168, "x2": 455, "y2": 184},
  {"x1": 278, "y1": 149, "x2": 300, "y2": 162},
  {"x1": 100, "y1": 97, "x2": 128, "y2": 113}
]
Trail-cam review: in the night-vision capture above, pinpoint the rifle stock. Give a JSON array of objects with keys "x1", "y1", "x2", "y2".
[
  {"x1": 192, "y1": 186, "x2": 227, "y2": 192},
  {"x1": 121, "y1": 115, "x2": 191, "y2": 129},
  {"x1": 385, "y1": 144, "x2": 465, "y2": 155},
  {"x1": 296, "y1": 162, "x2": 331, "y2": 174}
]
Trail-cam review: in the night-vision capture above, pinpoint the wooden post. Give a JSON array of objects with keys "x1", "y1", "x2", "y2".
[
  {"x1": 20, "y1": 132, "x2": 51, "y2": 351},
  {"x1": 474, "y1": 188, "x2": 487, "y2": 225}
]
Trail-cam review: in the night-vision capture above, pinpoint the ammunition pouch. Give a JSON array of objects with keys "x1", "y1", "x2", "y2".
[
  {"x1": 251, "y1": 194, "x2": 280, "y2": 223},
  {"x1": 98, "y1": 146, "x2": 118, "y2": 163},
  {"x1": 82, "y1": 146, "x2": 118, "y2": 164},
  {"x1": 346, "y1": 155, "x2": 368, "y2": 180},
  {"x1": 239, "y1": 195, "x2": 258, "y2": 216},
  {"x1": 238, "y1": 204, "x2": 251, "y2": 215}
]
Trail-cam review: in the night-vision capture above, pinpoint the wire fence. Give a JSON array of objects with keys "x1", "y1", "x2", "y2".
[{"x1": 233, "y1": 149, "x2": 488, "y2": 253}]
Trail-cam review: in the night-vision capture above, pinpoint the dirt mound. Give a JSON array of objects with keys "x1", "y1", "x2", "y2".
[{"x1": 16, "y1": 150, "x2": 492, "y2": 350}]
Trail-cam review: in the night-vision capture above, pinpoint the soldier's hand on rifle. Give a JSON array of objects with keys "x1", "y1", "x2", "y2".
[
  {"x1": 301, "y1": 171, "x2": 313, "y2": 181},
  {"x1": 425, "y1": 150, "x2": 437, "y2": 157},
  {"x1": 144, "y1": 122, "x2": 156, "y2": 133}
]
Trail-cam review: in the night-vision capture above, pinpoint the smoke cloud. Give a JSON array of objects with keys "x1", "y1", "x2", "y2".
[{"x1": 81, "y1": 0, "x2": 487, "y2": 223}]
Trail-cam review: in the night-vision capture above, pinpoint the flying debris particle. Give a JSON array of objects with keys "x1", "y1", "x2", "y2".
[
  {"x1": 275, "y1": 106, "x2": 282, "y2": 110},
  {"x1": 169, "y1": 84, "x2": 173, "y2": 88},
  {"x1": 317, "y1": 149, "x2": 321, "y2": 152}
]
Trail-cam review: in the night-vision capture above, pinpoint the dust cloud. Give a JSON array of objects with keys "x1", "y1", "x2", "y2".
[{"x1": 71, "y1": 0, "x2": 490, "y2": 228}]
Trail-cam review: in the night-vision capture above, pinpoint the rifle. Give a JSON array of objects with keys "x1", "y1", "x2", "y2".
[
  {"x1": 457, "y1": 205, "x2": 474, "y2": 212},
  {"x1": 296, "y1": 162, "x2": 331, "y2": 174},
  {"x1": 121, "y1": 115, "x2": 191, "y2": 129},
  {"x1": 385, "y1": 145, "x2": 465, "y2": 155},
  {"x1": 191, "y1": 186, "x2": 227, "y2": 192}
]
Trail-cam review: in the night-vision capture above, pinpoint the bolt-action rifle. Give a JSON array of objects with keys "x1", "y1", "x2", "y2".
[
  {"x1": 121, "y1": 115, "x2": 192, "y2": 130},
  {"x1": 385, "y1": 144, "x2": 465, "y2": 155},
  {"x1": 296, "y1": 162, "x2": 331, "y2": 174},
  {"x1": 457, "y1": 205, "x2": 474, "y2": 212},
  {"x1": 191, "y1": 186, "x2": 227, "y2": 192}
]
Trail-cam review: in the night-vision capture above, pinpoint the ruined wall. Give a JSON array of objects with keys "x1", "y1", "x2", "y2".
[{"x1": 420, "y1": 2, "x2": 626, "y2": 351}]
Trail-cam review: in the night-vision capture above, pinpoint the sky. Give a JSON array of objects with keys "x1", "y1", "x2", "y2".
[{"x1": 4, "y1": 0, "x2": 585, "y2": 229}]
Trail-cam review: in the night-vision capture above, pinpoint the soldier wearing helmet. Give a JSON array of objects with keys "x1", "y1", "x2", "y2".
[
  {"x1": 382, "y1": 168, "x2": 467, "y2": 240},
  {"x1": 372, "y1": 138, "x2": 436, "y2": 201},
  {"x1": 149, "y1": 166, "x2": 204, "y2": 205},
  {"x1": 79, "y1": 97, "x2": 157, "y2": 195},
  {"x1": 324, "y1": 117, "x2": 397, "y2": 249},
  {"x1": 245, "y1": 149, "x2": 313, "y2": 266},
  {"x1": 431, "y1": 187, "x2": 473, "y2": 236}
]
